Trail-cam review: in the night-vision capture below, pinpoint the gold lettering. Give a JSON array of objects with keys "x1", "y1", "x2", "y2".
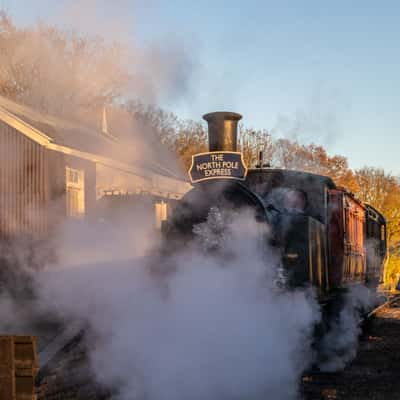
[{"x1": 211, "y1": 154, "x2": 224, "y2": 162}]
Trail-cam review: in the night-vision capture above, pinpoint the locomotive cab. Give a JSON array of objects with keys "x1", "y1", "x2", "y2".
[{"x1": 245, "y1": 168, "x2": 333, "y2": 294}]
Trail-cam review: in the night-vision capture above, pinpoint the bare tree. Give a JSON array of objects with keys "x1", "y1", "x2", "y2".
[
  {"x1": 270, "y1": 139, "x2": 358, "y2": 192},
  {"x1": 355, "y1": 167, "x2": 400, "y2": 285},
  {"x1": 238, "y1": 127, "x2": 274, "y2": 168},
  {"x1": 0, "y1": 11, "x2": 129, "y2": 117}
]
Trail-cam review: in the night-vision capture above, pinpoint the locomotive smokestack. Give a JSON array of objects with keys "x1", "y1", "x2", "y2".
[{"x1": 203, "y1": 112, "x2": 242, "y2": 152}]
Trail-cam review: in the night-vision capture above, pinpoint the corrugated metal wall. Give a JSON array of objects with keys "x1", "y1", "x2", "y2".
[{"x1": 0, "y1": 121, "x2": 48, "y2": 239}]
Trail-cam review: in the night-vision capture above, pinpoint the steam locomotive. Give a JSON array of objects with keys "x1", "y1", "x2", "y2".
[{"x1": 163, "y1": 112, "x2": 387, "y2": 304}]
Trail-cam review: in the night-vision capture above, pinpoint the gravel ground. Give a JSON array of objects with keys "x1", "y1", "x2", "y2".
[{"x1": 302, "y1": 303, "x2": 400, "y2": 399}]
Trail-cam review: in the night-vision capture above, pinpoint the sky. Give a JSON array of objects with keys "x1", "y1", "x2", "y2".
[{"x1": 5, "y1": 0, "x2": 400, "y2": 174}]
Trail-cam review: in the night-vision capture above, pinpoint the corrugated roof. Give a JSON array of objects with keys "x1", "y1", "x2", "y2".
[{"x1": 0, "y1": 95, "x2": 186, "y2": 181}]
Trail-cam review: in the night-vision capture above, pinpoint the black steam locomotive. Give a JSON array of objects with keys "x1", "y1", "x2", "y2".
[{"x1": 163, "y1": 112, "x2": 387, "y2": 304}]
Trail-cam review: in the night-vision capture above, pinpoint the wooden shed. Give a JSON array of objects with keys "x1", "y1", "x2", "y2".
[{"x1": 0, "y1": 96, "x2": 191, "y2": 241}]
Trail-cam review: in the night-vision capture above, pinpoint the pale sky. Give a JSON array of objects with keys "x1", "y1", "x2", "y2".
[{"x1": 6, "y1": 0, "x2": 400, "y2": 174}]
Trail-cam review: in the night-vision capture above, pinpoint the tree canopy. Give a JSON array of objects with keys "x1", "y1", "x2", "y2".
[{"x1": 0, "y1": 11, "x2": 128, "y2": 117}]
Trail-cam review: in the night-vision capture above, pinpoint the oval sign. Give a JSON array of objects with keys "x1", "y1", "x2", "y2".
[{"x1": 189, "y1": 151, "x2": 248, "y2": 183}]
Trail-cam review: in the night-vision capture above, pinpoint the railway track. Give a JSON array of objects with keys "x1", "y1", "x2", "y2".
[
  {"x1": 302, "y1": 292, "x2": 400, "y2": 400},
  {"x1": 366, "y1": 293, "x2": 400, "y2": 318}
]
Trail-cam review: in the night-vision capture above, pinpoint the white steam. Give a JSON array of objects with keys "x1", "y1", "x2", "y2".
[
  {"x1": 36, "y1": 208, "x2": 320, "y2": 400},
  {"x1": 318, "y1": 284, "x2": 377, "y2": 372},
  {"x1": 0, "y1": 201, "x2": 377, "y2": 397},
  {"x1": 272, "y1": 84, "x2": 348, "y2": 147}
]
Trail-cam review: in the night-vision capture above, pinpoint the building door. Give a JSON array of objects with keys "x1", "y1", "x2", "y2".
[{"x1": 65, "y1": 167, "x2": 85, "y2": 217}]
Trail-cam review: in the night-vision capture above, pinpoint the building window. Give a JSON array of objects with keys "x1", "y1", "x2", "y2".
[
  {"x1": 66, "y1": 167, "x2": 85, "y2": 217},
  {"x1": 155, "y1": 201, "x2": 167, "y2": 230}
]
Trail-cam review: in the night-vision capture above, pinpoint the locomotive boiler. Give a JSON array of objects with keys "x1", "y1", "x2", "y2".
[{"x1": 163, "y1": 111, "x2": 387, "y2": 303}]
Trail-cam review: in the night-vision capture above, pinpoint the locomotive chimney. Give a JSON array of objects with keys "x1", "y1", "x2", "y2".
[{"x1": 203, "y1": 112, "x2": 242, "y2": 152}]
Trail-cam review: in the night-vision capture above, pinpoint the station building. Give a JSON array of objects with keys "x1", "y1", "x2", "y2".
[{"x1": 0, "y1": 95, "x2": 191, "y2": 241}]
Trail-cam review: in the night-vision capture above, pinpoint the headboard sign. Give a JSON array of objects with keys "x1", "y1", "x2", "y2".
[{"x1": 189, "y1": 151, "x2": 247, "y2": 183}]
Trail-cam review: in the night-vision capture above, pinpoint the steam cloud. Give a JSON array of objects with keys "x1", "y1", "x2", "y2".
[
  {"x1": 317, "y1": 284, "x2": 377, "y2": 372},
  {"x1": 35, "y1": 208, "x2": 320, "y2": 400},
  {"x1": 272, "y1": 84, "x2": 348, "y2": 147},
  {"x1": 51, "y1": 0, "x2": 195, "y2": 105},
  {"x1": 0, "y1": 198, "x2": 379, "y2": 399}
]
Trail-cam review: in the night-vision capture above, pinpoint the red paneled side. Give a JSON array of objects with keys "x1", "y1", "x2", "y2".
[
  {"x1": 327, "y1": 189, "x2": 345, "y2": 288},
  {"x1": 343, "y1": 194, "x2": 366, "y2": 282}
]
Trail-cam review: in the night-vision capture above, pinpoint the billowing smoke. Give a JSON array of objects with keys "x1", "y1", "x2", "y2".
[
  {"x1": 317, "y1": 284, "x2": 378, "y2": 372},
  {"x1": 35, "y1": 208, "x2": 320, "y2": 400},
  {"x1": 3, "y1": 1, "x2": 194, "y2": 111},
  {"x1": 0, "y1": 194, "x2": 380, "y2": 397},
  {"x1": 272, "y1": 84, "x2": 348, "y2": 147}
]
